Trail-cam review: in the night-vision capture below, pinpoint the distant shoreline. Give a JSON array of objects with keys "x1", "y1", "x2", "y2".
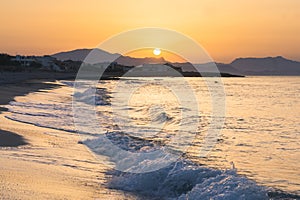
[{"x1": 0, "y1": 71, "x2": 76, "y2": 86}]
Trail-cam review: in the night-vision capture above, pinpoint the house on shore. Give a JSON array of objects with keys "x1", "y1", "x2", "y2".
[
  {"x1": 11, "y1": 55, "x2": 35, "y2": 66},
  {"x1": 11, "y1": 55, "x2": 64, "y2": 71}
]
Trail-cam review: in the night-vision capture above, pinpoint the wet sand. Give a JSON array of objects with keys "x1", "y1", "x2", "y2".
[
  {"x1": 0, "y1": 72, "x2": 70, "y2": 116},
  {"x1": 0, "y1": 79, "x2": 138, "y2": 199},
  {"x1": 0, "y1": 130, "x2": 28, "y2": 147}
]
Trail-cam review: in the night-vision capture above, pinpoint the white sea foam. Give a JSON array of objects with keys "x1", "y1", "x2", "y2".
[
  {"x1": 109, "y1": 165, "x2": 269, "y2": 200},
  {"x1": 82, "y1": 130, "x2": 273, "y2": 199}
]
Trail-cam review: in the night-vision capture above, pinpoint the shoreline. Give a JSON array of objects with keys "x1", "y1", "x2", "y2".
[
  {"x1": 1, "y1": 75, "x2": 299, "y2": 199},
  {"x1": 0, "y1": 78, "x2": 138, "y2": 199},
  {"x1": 0, "y1": 71, "x2": 76, "y2": 85},
  {"x1": 0, "y1": 80, "x2": 60, "y2": 106},
  {"x1": 0, "y1": 71, "x2": 77, "y2": 106}
]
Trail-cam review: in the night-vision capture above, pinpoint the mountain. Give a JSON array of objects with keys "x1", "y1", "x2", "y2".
[
  {"x1": 52, "y1": 48, "x2": 166, "y2": 66},
  {"x1": 52, "y1": 49, "x2": 300, "y2": 75},
  {"x1": 52, "y1": 48, "x2": 120, "y2": 63},
  {"x1": 173, "y1": 57, "x2": 300, "y2": 76},
  {"x1": 231, "y1": 56, "x2": 300, "y2": 75}
]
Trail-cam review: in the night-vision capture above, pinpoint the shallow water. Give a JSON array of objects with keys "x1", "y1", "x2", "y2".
[
  {"x1": 190, "y1": 77, "x2": 300, "y2": 194},
  {"x1": 5, "y1": 76, "x2": 300, "y2": 198}
]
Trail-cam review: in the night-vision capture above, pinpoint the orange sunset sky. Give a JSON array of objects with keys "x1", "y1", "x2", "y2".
[{"x1": 0, "y1": 0, "x2": 300, "y2": 62}]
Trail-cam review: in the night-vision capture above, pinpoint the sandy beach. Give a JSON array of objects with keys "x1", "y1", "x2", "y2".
[{"x1": 0, "y1": 79, "x2": 137, "y2": 200}]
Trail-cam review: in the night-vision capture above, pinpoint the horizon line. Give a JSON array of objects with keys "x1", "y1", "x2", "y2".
[{"x1": 1, "y1": 48, "x2": 300, "y2": 64}]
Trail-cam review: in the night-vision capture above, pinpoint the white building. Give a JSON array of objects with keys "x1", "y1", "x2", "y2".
[{"x1": 12, "y1": 55, "x2": 35, "y2": 66}]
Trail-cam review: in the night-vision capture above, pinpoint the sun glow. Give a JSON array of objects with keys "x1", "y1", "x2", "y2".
[{"x1": 153, "y1": 48, "x2": 161, "y2": 56}]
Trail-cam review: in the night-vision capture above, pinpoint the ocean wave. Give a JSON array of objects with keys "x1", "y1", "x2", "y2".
[
  {"x1": 74, "y1": 87, "x2": 111, "y2": 106},
  {"x1": 106, "y1": 160, "x2": 270, "y2": 200},
  {"x1": 83, "y1": 131, "x2": 300, "y2": 199},
  {"x1": 149, "y1": 107, "x2": 173, "y2": 124}
]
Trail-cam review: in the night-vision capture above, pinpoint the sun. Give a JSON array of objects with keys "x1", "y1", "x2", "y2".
[{"x1": 153, "y1": 48, "x2": 161, "y2": 56}]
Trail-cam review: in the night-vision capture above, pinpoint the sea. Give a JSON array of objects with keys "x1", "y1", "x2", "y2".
[{"x1": 5, "y1": 76, "x2": 300, "y2": 199}]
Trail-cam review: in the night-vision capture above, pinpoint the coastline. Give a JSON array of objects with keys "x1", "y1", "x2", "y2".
[
  {"x1": 0, "y1": 71, "x2": 76, "y2": 85},
  {"x1": 0, "y1": 78, "x2": 138, "y2": 199},
  {"x1": 1, "y1": 75, "x2": 299, "y2": 199}
]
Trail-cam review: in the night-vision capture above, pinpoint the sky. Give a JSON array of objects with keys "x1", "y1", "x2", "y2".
[{"x1": 0, "y1": 0, "x2": 300, "y2": 62}]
